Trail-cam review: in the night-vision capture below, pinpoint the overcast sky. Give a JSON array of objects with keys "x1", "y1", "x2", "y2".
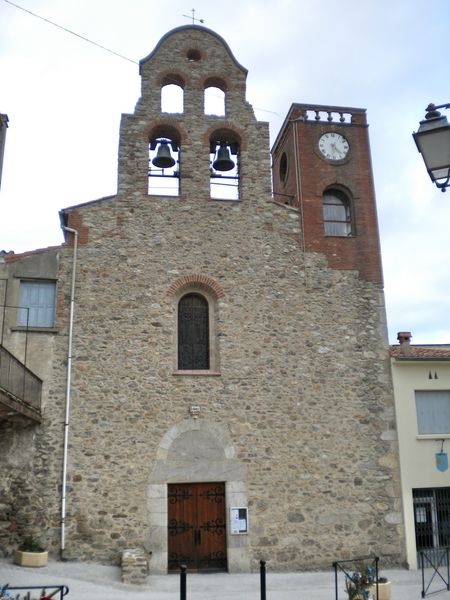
[{"x1": 1, "y1": 0, "x2": 450, "y2": 344}]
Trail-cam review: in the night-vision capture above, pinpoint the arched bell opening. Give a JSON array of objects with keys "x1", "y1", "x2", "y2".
[
  {"x1": 148, "y1": 125, "x2": 181, "y2": 197},
  {"x1": 204, "y1": 77, "x2": 227, "y2": 117},
  {"x1": 160, "y1": 74, "x2": 185, "y2": 114},
  {"x1": 209, "y1": 130, "x2": 240, "y2": 201}
]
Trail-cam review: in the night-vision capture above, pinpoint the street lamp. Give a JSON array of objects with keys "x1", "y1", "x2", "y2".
[{"x1": 413, "y1": 103, "x2": 450, "y2": 192}]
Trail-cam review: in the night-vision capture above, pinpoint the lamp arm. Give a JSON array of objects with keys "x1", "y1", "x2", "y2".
[
  {"x1": 428, "y1": 102, "x2": 450, "y2": 111},
  {"x1": 425, "y1": 102, "x2": 450, "y2": 119}
]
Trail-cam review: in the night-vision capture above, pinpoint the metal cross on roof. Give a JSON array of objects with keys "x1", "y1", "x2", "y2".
[{"x1": 183, "y1": 8, "x2": 204, "y2": 24}]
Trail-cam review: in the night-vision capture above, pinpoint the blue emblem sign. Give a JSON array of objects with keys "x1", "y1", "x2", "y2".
[{"x1": 436, "y1": 452, "x2": 448, "y2": 472}]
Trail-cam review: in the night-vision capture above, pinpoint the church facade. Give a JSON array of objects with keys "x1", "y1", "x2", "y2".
[{"x1": 0, "y1": 26, "x2": 405, "y2": 572}]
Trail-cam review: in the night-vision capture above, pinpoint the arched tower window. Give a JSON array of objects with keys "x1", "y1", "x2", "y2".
[
  {"x1": 210, "y1": 129, "x2": 240, "y2": 201},
  {"x1": 160, "y1": 75, "x2": 184, "y2": 113},
  {"x1": 204, "y1": 78, "x2": 227, "y2": 116},
  {"x1": 322, "y1": 188, "x2": 352, "y2": 236},
  {"x1": 279, "y1": 153, "x2": 288, "y2": 183},
  {"x1": 205, "y1": 87, "x2": 225, "y2": 116},
  {"x1": 178, "y1": 293, "x2": 209, "y2": 370},
  {"x1": 148, "y1": 125, "x2": 180, "y2": 197}
]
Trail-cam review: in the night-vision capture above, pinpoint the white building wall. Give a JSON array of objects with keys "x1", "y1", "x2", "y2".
[{"x1": 391, "y1": 357, "x2": 450, "y2": 569}]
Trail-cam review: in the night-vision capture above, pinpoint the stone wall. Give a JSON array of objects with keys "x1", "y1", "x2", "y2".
[{"x1": 57, "y1": 193, "x2": 404, "y2": 569}]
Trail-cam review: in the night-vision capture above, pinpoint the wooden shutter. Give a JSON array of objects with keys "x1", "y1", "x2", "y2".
[{"x1": 18, "y1": 281, "x2": 55, "y2": 327}]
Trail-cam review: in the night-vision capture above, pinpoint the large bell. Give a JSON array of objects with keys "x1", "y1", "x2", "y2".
[
  {"x1": 213, "y1": 144, "x2": 235, "y2": 172},
  {"x1": 152, "y1": 141, "x2": 176, "y2": 169}
]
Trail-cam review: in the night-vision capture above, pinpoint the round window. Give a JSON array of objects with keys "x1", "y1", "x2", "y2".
[{"x1": 186, "y1": 49, "x2": 201, "y2": 62}]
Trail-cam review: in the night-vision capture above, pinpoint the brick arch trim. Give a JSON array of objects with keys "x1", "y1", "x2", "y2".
[
  {"x1": 160, "y1": 72, "x2": 186, "y2": 88},
  {"x1": 145, "y1": 119, "x2": 187, "y2": 146},
  {"x1": 167, "y1": 274, "x2": 225, "y2": 299},
  {"x1": 203, "y1": 76, "x2": 229, "y2": 92},
  {"x1": 205, "y1": 122, "x2": 245, "y2": 151}
]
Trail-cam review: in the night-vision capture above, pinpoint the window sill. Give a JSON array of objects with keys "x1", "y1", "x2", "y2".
[
  {"x1": 324, "y1": 234, "x2": 355, "y2": 238},
  {"x1": 272, "y1": 199, "x2": 299, "y2": 211},
  {"x1": 173, "y1": 370, "x2": 221, "y2": 376},
  {"x1": 416, "y1": 434, "x2": 450, "y2": 440},
  {"x1": 11, "y1": 326, "x2": 58, "y2": 333},
  {"x1": 210, "y1": 198, "x2": 241, "y2": 203}
]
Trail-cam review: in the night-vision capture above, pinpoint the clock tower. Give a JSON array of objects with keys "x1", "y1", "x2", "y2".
[{"x1": 271, "y1": 103, "x2": 383, "y2": 284}]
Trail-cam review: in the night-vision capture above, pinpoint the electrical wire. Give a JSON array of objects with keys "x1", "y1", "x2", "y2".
[
  {"x1": 2, "y1": 0, "x2": 138, "y2": 64},
  {"x1": 2, "y1": 0, "x2": 282, "y2": 119}
]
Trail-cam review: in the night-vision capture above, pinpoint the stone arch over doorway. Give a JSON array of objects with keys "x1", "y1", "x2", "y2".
[{"x1": 146, "y1": 419, "x2": 249, "y2": 573}]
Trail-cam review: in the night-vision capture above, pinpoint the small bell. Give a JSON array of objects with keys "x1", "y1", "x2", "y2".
[
  {"x1": 152, "y1": 141, "x2": 176, "y2": 169},
  {"x1": 213, "y1": 144, "x2": 235, "y2": 172}
]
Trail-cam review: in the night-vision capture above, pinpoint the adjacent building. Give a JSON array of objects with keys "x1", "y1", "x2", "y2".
[
  {"x1": 0, "y1": 112, "x2": 8, "y2": 189},
  {"x1": 391, "y1": 332, "x2": 450, "y2": 570},
  {"x1": 0, "y1": 25, "x2": 405, "y2": 573}
]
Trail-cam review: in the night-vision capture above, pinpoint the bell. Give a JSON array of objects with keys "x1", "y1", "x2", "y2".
[
  {"x1": 213, "y1": 144, "x2": 235, "y2": 172},
  {"x1": 152, "y1": 141, "x2": 176, "y2": 169}
]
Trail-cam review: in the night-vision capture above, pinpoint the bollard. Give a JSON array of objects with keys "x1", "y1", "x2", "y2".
[
  {"x1": 180, "y1": 564, "x2": 187, "y2": 600},
  {"x1": 260, "y1": 560, "x2": 266, "y2": 600}
]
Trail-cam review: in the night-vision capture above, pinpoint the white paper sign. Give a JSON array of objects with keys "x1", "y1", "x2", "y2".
[{"x1": 230, "y1": 507, "x2": 248, "y2": 534}]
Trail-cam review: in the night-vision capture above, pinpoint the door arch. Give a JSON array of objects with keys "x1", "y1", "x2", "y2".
[{"x1": 146, "y1": 419, "x2": 249, "y2": 573}]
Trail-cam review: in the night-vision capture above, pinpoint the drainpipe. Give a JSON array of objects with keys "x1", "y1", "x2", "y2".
[{"x1": 60, "y1": 226, "x2": 78, "y2": 560}]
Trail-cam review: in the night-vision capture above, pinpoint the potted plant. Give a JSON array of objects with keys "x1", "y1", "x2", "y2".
[
  {"x1": 369, "y1": 576, "x2": 391, "y2": 600},
  {"x1": 346, "y1": 564, "x2": 390, "y2": 600},
  {"x1": 13, "y1": 536, "x2": 48, "y2": 567},
  {"x1": 346, "y1": 563, "x2": 375, "y2": 600}
]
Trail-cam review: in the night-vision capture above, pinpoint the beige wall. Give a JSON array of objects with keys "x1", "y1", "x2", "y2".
[
  {"x1": 0, "y1": 249, "x2": 62, "y2": 556},
  {"x1": 391, "y1": 358, "x2": 450, "y2": 569}
]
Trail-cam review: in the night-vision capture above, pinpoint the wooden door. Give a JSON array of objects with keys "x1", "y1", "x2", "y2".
[{"x1": 168, "y1": 482, "x2": 227, "y2": 572}]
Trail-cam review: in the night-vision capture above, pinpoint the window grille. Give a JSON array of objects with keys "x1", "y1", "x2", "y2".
[
  {"x1": 178, "y1": 293, "x2": 209, "y2": 370},
  {"x1": 413, "y1": 487, "x2": 450, "y2": 565}
]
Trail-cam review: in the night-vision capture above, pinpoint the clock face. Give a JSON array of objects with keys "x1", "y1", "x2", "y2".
[{"x1": 318, "y1": 132, "x2": 350, "y2": 161}]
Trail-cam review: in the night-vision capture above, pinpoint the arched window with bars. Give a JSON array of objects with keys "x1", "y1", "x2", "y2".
[{"x1": 178, "y1": 293, "x2": 210, "y2": 370}]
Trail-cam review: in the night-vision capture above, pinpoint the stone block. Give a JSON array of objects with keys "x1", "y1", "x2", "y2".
[{"x1": 121, "y1": 547, "x2": 149, "y2": 584}]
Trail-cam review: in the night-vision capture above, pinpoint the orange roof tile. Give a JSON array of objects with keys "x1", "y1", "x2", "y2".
[{"x1": 390, "y1": 345, "x2": 450, "y2": 359}]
